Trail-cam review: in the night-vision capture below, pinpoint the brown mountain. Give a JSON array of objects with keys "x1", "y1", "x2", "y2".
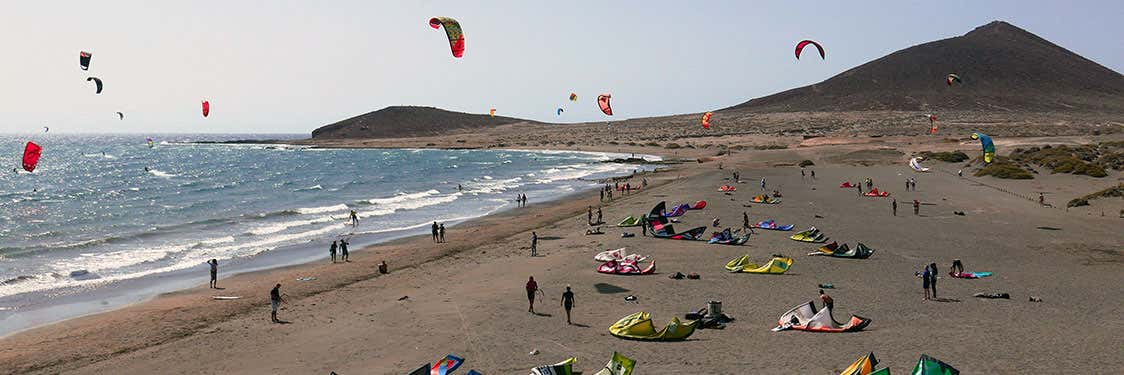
[
  {"x1": 311, "y1": 106, "x2": 535, "y2": 139},
  {"x1": 725, "y1": 21, "x2": 1124, "y2": 113}
]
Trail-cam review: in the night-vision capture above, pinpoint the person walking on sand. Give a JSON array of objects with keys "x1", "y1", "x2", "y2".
[
  {"x1": 439, "y1": 223, "x2": 446, "y2": 243},
  {"x1": 600, "y1": 188, "x2": 605, "y2": 202},
  {"x1": 892, "y1": 198, "x2": 898, "y2": 216},
  {"x1": 760, "y1": 177, "x2": 767, "y2": 191},
  {"x1": 1039, "y1": 193, "x2": 1045, "y2": 206},
  {"x1": 340, "y1": 239, "x2": 349, "y2": 262},
  {"x1": 561, "y1": 285, "x2": 575, "y2": 324},
  {"x1": 329, "y1": 240, "x2": 338, "y2": 263},
  {"x1": 526, "y1": 276, "x2": 540, "y2": 313},
  {"x1": 207, "y1": 259, "x2": 218, "y2": 288},
  {"x1": 431, "y1": 222, "x2": 439, "y2": 243},
  {"x1": 349, "y1": 210, "x2": 359, "y2": 227},
  {"x1": 819, "y1": 289, "x2": 834, "y2": 311},
  {"x1": 596, "y1": 206, "x2": 602, "y2": 224},
  {"x1": 530, "y1": 231, "x2": 538, "y2": 256},
  {"x1": 913, "y1": 199, "x2": 920, "y2": 216},
  {"x1": 270, "y1": 283, "x2": 285, "y2": 323}
]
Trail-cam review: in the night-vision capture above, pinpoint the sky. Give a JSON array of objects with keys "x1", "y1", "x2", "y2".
[{"x1": 0, "y1": 0, "x2": 1120, "y2": 134}]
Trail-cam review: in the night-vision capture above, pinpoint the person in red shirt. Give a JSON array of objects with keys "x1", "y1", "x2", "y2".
[{"x1": 526, "y1": 276, "x2": 540, "y2": 313}]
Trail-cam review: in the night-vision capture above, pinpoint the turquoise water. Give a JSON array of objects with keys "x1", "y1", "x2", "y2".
[{"x1": 0, "y1": 134, "x2": 651, "y2": 301}]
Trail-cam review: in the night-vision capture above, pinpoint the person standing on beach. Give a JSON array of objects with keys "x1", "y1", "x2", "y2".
[
  {"x1": 561, "y1": 285, "x2": 575, "y2": 325},
  {"x1": 600, "y1": 189, "x2": 605, "y2": 202},
  {"x1": 921, "y1": 265, "x2": 932, "y2": 301},
  {"x1": 928, "y1": 263, "x2": 939, "y2": 299},
  {"x1": 270, "y1": 283, "x2": 285, "y2": 323},
  {"x1": 522, "y1": 193, "x2": 528, "y2": 207},
  {"x1": 819, "y1": 289, "x2": 834, "y2": 311},
  {"x1": 530, "y1": 231, "x2": 538, "y2": 256},
  {"x1": 857, "y1": 184, "x2": 862, "y2": 195},
  {"x1": 431, "y1": 222, "x2": 439, "y2": 242},
  {"x1": 607, "y1": 188, "x2": 613, "y2": 201},
  {"x1": 439, "y1": 223, "x2": 446, "y2": 243},
  {"x1": 526, "y1": 276, "x2": 539, "y2": 313},
  {"x1": 340, "y1": 239, "x2": 349, "y2": 262},
  {"x1": 810, "y1": 170, "x2": 816, "y2": 179},
  {"x1": 1039, "y1": 193, "x2": 1045, "y2": 206},
  {"x1": 760, "y1": 177, "x2": 767, "y2": 191},
  {"x1": 596, "y1": 206, "x2": 602, "y2": 224},
  {"x1": 587, "y1": 206, "x2": 593, "y2": 225},
  {"x1": 913, "y1": 199, "x2": 920, "y2": 215},
  {"x1": 207, "y1": 259, "x2": 218, "y2": 288},
  {"x1": 329, "y1": 241, "x2": 338, "y2": 263},
  {"x1": 742, "y1": 212, "x2": 749, "y2": 230},
  {"x1": 892, "y1": 198, "x2": 898, "y2": 216},
  {"x1": 905, "y1": 178, "x2": 911, "y2": 191},
  {"x1": 641, "y1": 220, "x2": 647, "y2": 236}
]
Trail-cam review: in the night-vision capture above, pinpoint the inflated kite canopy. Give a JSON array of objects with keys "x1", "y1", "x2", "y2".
[
  {"x1": 79, "y1": 51, "x2": 91, "y2": 70},
  {"x1": 87, "y1": 77, "x2": 103, "y2": 94},
  {"x1": 569, "y1": 92, "x2": 577, "y2": 101},
  {"x1": 556, "y1": 108, "x2": 563, "y2": 115},
  {"x1": 597, "y1": 94, "x2": 613, "y2": 116},
  {"x1": 201, "y1": 100, "x2": 210, "y2": 117},
  {"x1": 489, "y1": 108, "x2": 495, "y2": 117},
  {"x1": 701, "y1": 112, "x2": 713, "y2": 129},
  {"x1": 795, "y1": 40, "x2": 824, "y2": 60},
  {"x1": 116, "y1": 111, "x2": 124, "y2": 120},
  {"x1": 23, "y1": 141, "x2": 42, "y2": 172},
  {"x1": 428, "y1": 17, "x2": 465, "y2": 58},
  {"x1": 947, "y1": 73, "x2": 962, "y2": 86}
]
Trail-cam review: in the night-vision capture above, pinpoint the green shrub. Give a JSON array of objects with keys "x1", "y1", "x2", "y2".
[
  {"x1": 1067, "y1": 198, "x2": 1089, "y2": 208},
  {"x1": 975, "y1": 158, "x2": 1034, "y2": 179},
  {"x1": 664, "y1": 143, "x2": 681, "y2": 149}
]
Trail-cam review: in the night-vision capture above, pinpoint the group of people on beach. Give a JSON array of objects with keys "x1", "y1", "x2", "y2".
[
  {"x1": 917, "y1": 260, "x2": 964, "y2": 301},
  {"x1": 515, "y1": 193, "x2": 528, "y2": 207},
  {"x1": 431, "y1": 222, "x2": 447, "y2": 243},
  {"x1": 525, "y1": 276, "x2": 576, "y2": 325},
  {"x1": 329, "y1": 239, "x2": 350, "y2": 262}
]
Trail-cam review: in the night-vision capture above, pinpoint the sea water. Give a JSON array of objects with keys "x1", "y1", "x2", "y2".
[{"x1": 0, "y1": 134, "x2": 654, "y2": 305}]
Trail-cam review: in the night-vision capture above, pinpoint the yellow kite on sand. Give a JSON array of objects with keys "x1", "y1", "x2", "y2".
[
  {"x1": 725, "y1": 256, "x2": 794, "y2": 274},
  {"x1": 609, "y1": 312, "x2": 697, "y2": 341}
]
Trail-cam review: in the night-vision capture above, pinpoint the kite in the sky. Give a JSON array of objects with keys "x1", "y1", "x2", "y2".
[
  {"x1": 795, "y1": 40, "x2": 825, "y2": 60},
  {"x1": 569, "y1": 93, "x2": 577, "y2": 102},
  {"x1": 87, "y1": 77, "x2": 103, "y2": 94},
  {"x1": 701, "y1": 112, "x2": 713, "y2": 129},
  {"x1": 971, "y1": 132, "x2": 995, "y2": 163},
  {"x1": 428, "y1": 17, "x2": 465, "y2": 58},
  {"x1": 79, "y1": 51, "x2": 92, "y2": 70},
  {"x1": 597, "y1": 94, "x2": 613, "y2": 116},
  {"x1": 489, "y1": 108, "x2": 496, "y2": 117},
  {"x1": 43, "y1": 126, "x2": 49, "y2": 133},
  {"x1": 946, "y1": 73, "x2": 962, "y2": 86},
  {"x1": 116, "y1": 111, "x2": 124, "y2": 120},
  {"x1": 557, "y1": 108, "x2": 564, "y2": 116},
  {"x1": 23, "y1": 141, "x2": 42, "y2": 172},
  {"x1": 146, "y1": 137, "x2": 155, "y2": 148},
  {"x1": 202, "y1": 100, "x2": 210, "y2": 117}
]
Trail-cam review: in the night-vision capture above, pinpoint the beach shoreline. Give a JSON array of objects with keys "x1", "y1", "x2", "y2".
[{"x1": 2, "y1": 137, "x2": 1122, "y2": 374}]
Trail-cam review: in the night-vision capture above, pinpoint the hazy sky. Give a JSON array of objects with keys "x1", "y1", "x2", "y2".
[{"x1": 1, "y1": 1, "x2": 1120, "y2": 134}]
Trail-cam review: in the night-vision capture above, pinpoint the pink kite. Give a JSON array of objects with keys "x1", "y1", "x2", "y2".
[
  {"x1": 22, "y1": 141, "x2": 42, "y2": 172},
  {"x1": 795, "y1": 40, "x2": 825, "y2": 60},
  {"x1": 597, "y1": 94, "x2": 613, "y2": 116}
]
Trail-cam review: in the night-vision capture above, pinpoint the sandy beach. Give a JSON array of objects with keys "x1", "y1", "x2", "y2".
[{"x1": 2, "y1": 136, "x2": 1121, "y2": 374}]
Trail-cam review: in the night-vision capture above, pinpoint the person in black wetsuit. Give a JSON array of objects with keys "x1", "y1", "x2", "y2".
[
  {"x1": 207, "y1": 259, "x2": 218, "y2": 288},
  {"x1": 561, "y1": 285, "x2": 575, "y2": 325}
]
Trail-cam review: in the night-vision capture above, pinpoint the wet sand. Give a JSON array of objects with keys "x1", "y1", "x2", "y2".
[{"x1": 1, "y1": 139, "x2": 1121, "y2": 374}]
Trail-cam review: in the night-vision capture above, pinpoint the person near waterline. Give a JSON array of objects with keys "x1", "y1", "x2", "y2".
[
  {"x1": 431, "y1": 221, "x2": 439, "y2": 242},
  {"x1": 561, "y1": 285, "x2": 575, "y2": 325},
  {"x1": 530, "y1": 231, "x2": 538, "y2": 256},
  {"x1": 348, "y1": 210, "x2": 359, "y2": 227},
  {"x1": 439, "y1": 223, "x2": 446, "y2": 243},
  {"x1": 270, "y1": 283, "x2": 286, "y2": 323},
  {"x1": 207, "y1": 259, "x2": 218, "y2": 288},
  {"x1": 340, "y1": 239, "x2": 349, "y2": 262},
  {"x1": 526, "y1": 276, "x2": 540, "y2": 313},
  {"x1": 329, "y1": 240, "x2": 338, "y2": 263}
]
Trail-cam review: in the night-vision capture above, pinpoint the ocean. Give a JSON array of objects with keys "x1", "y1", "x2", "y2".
[{"x1": 0, "y1": 134, "x2": 654, "y2": 318}]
